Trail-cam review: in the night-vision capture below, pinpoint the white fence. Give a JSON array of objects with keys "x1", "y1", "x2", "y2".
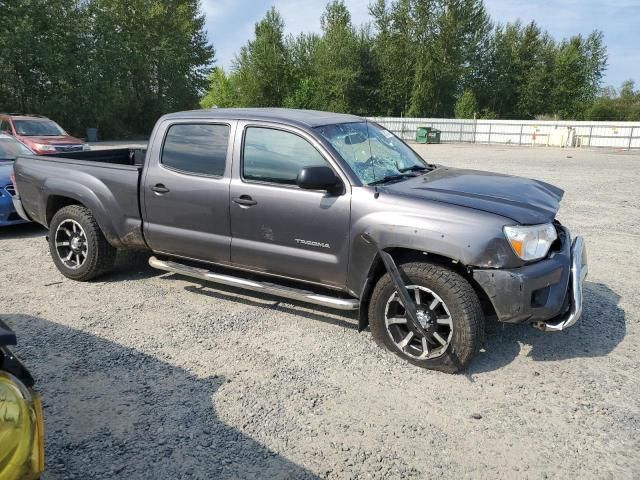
[{"x1": 368, "y1": 117, "x2": 640, "y2": 149}]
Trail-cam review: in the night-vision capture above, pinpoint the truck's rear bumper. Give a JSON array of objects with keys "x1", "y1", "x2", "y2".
[
  {"x1": 1, "y1": 193, "x2": 28, "y2": 226},
  {"x1": 473, "y1": 228, "x2": 588, "y2": 329},
  {"x1": 10, "y1": 194, "x2": 32, "y2": 222}
]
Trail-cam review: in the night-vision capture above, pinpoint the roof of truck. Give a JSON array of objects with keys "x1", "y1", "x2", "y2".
[{"x1": 162, "y1": 108, "x2": 364, "y2": 128}]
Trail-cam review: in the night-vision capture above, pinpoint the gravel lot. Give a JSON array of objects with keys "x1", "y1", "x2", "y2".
[{"x1": 1, "y1": 144, "x2": 639, "y2": 479}]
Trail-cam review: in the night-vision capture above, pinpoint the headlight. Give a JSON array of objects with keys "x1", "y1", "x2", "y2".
[
  {"x1": 82, "y1": 143, "x2": 90, "y2": 151},
  {"x1": 503, "y1": 223, "x2": 557, "y2": 261},
  {"x1": 0, "y1": 371, "x2": 44, "y2": 479},
  {"x1": 32, "y1": 144, "x2": 56, "y2": 152}
]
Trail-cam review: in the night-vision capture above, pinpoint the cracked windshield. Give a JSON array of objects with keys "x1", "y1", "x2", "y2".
[{"x1": 315, "y1": 122, "x2": 430, "y2": 185}]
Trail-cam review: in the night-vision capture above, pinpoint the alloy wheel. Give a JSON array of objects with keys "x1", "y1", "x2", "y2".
[
  {"x1": 384, "y1": 285, "x2": 453, "y2": 360},
  {"x1": 54, "y1": 219, "x2": 88, "y2": 270}
]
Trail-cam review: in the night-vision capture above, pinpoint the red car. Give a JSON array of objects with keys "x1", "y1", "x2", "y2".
[{"x1": 0, "y1": 113, "x2": 89, "y2": 155}]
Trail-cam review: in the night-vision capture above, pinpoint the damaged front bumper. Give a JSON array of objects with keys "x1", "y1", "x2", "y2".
[{"x1": 473, "y1": 228, "x2": 588, "y2": 331}]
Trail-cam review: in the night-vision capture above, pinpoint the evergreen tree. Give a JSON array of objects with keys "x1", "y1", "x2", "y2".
[
  {"x1": 312, "y1": 1, "x2": 363, "y2": 113},
  {"x1": 370, "y1": 0, "x2": 415, "y2": 115},
  {"x1": 454, "y1": 90, "x2": 478, "y2": 118},
  {"x1": 200, "y1": 67, "x2": 237, "y2": 108},
  {"x1": 232, "y1": 7, "x2": 291, "y2": 107},
  {"x1": 283, "y1": 33, "x2": 321, "y2": 109}
]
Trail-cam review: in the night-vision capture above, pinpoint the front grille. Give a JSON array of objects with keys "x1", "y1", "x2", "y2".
[
  {"x1": 54, "y1": 145, "x2": 83, "y2": 153},
  {"x1": 4, "y1": 184, "x2": 15, "y2": 197}
]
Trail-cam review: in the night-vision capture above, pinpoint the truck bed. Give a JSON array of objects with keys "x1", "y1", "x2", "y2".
[
  {"x1": 49, "y1": 148, "x2": 147, "y2": 166},
  {"x1": 13, "y1": 149, "x2": 147, "y2": 249}
]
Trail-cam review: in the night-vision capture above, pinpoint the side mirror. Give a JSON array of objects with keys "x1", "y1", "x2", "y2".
[{"x1": 296, "y1": 166, "x2": 343, "y2": 194}]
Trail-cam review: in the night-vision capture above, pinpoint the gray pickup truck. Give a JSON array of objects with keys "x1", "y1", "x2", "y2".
[{"x1": 12, "y1": 108, "x2": 587, "y2": 372}]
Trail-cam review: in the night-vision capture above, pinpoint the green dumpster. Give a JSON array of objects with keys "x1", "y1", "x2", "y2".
[
  {"x1": 416, "y1": 127, "x2": 441, "y2": 144},
  {"x1": 416, "y1": 126, "x2": 430, "y2": 143},
  {"x1": 426, "y1": 128, "x2": 441, "y2": 144}
]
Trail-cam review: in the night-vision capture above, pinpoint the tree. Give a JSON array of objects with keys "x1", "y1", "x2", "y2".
[
  {"x1": 283, "y1": 33, "x2": 321, "y2": 109},
  {"x1": 409, "y1": 0, "x2": 492, "y2": 117},
  {"x1": 312, "y1": 1, "x2": 363, "y2": 113},
  {"x1": 0, "y1": 0, "x2": 89, "y2": 129},
  {"x1": 200, "y1": 68, "x2": 237, "y2": 108},
  {"x1": 232, "y1": 7, "x2": 290, "y2": 107},
  {"x1": 478, "y1": 21, "x2": 556, "y2": 119},
  {"x1": 551, "y1": 31, "x2": 606, "y2": 119},
  {"x1": 454, "y1": 90, "x2": 478, "y2": 118},
  {"x1": 586, "y1": 80, "x2": 640, "y2": 121},
  {"x1": 0, "y1": 0, "x2": 214, "y2": 137},
  {"x1": 370, "y1": 0, "x2": 415, "y2": 115}
]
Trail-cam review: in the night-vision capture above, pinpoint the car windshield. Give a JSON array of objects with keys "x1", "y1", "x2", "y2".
[
  {"x1": 314, "y1": 121, "x2": 430, "y2": 185},
  {"x1": 13, "y1": 119, "x2": 65, "y2": 136},
  {"x1": 0, "y1": 136, "x2": 32, "y2": 160}
]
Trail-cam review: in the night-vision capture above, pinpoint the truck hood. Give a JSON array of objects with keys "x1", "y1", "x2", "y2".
[{"x1": 383, "y1": 166, "x2": 564, "y2": 224}]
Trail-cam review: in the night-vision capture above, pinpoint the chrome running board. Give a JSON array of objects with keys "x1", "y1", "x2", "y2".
[{"x1": 148, "y1": 256, "x2": 359, "y2": 311}]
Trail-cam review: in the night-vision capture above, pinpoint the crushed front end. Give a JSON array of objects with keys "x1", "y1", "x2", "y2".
[{"x1": 473, "y1": 225, "x2": 588, "y2": 331}]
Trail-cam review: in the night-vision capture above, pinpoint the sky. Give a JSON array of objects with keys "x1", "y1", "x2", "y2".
[{"x1": 201, "y1": 0, "x2": 640, "y2": 89}]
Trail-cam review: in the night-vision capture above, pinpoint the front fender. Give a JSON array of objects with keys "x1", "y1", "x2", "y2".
[{"x1": 346, "y1": 188, "x2": 518, "y2": 297}]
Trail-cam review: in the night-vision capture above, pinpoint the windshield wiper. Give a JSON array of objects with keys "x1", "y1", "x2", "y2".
[
  {"x1": 397, "y1": 164, "x2": 430, "y2": 173},
  {"x1": 367, "y1": 174, "x2": 412, "y2": 186}
]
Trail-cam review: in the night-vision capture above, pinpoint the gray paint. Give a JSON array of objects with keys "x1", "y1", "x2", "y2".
[{"x1": 13, "y1": 108, "x2": 573, "y2": 324}]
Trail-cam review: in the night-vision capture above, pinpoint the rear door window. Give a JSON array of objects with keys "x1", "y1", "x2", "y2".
[
  {"x1": 242, "y1": 127, "x2": 328, "y2": 185},
  {"x1": 162, "y1": 123, "x2": 230, "y2": 176}
]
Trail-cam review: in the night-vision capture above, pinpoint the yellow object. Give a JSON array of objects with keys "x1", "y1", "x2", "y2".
[
  {"x1": 510, "y1": 239, "x2": 524, "y2": 257},
  {"x1": 0, "y1": 372, "x2": 44, "y2": 480}
]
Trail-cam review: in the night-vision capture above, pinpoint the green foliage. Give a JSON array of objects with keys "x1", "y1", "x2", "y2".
[
  {"x1": 0, "y1": 0, "x2": 89, "y2": 130},
  {"x1": 0, "y1": 0, "x2": 213, "y2": 137},
  {"x1": 203, "y1": 1, "x2": 616, "y2": 122},
  {"x1": 551, "y1": 31, "x2": 607, "y2": 119},
  {"x1": 454, "y1": 90, "x2": 478, "y2": 118},
  {"x1": 232, "y1": 7, "x2": 291, "y2": 107},
  {"x1": 586, "y1": 80, "x2": 640, "y2": 121},
  {"x1": 200, "y1": 68, "x2": 237, "y2": 108},
  {"x1": 0, "y1": 0, "x2": 627, "y2": 138},
  {"x1": 370, "y1": 0, "x2": 415, "y2": 115},
  {"x1": 312, "y1": 1, "x2": 364, "y2": 113}
]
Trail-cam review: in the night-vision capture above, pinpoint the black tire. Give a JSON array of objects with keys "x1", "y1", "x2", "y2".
[
  {"x1": 48, "y1": 205, "x2": 116, "y2": 281},
  {"x1": 369, "y1": 261, "x2": 484, "y2": 373}
]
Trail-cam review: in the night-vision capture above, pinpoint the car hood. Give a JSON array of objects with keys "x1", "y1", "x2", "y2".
[
  {"x1": 21, "y1": 135, "x2": 83, "y2": 145},
  {"x1": 382, "y1": 166, "x2": 564, "y2": 224}
]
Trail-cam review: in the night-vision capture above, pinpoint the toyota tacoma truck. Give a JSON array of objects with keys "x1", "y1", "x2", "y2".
[{"x1": 11, "y1": 109, "x2": 588, "y2": 373}]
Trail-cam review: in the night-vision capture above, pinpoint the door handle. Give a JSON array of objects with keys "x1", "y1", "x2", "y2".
[
  {"x1": 232, "y1": 195, "x2": 257, "y2": 207},
  {"x1": 152, "y1": 184, "x2": 170, "y2": 194}
]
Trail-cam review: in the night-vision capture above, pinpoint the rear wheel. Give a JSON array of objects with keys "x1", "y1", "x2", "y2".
[
  {"x1": 369, "y1": 261, "x2": 484, "y2": 373},
  {"x1": 48, "y1": 205, "x2": 116, "y2": 281}
]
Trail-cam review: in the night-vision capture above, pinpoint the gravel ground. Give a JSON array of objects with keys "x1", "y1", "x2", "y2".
[{"x1": 1, "y1": 144, "x2": 639, "y2": 479}]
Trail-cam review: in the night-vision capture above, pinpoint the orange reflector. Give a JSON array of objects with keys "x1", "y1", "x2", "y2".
[{"x1": 511, "y1": 240, "x2": 524, "y2": 257}]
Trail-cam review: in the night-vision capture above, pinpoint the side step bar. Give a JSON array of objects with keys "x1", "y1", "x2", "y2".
[{"x1": 148, "y1": 256, "x2": 360, "y2": 311}]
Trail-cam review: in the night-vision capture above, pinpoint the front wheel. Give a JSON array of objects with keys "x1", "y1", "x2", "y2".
[
  {"x1": 48, "y1": 205, "x2": 116, "y2": 281},
  {"x1": 369, "y1": 261, "x2": 484, "y2": 373}
]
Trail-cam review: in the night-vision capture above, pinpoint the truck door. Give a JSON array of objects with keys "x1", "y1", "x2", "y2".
[
  {"x1": 229, "y1": 123, "x2": 351, "y2": 288},
  {"x1": 142, "y1": 120, "x2": 235, "y2": 263}
]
